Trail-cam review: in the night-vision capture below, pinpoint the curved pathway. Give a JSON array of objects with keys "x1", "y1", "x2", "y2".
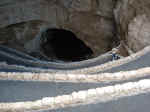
[{"x1": 0, "y1": 45, "x2": 150, "y2": 112}]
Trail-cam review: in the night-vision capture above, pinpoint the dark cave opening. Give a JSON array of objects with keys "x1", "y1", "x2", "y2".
[{"x1": 41, "y1": 29, "x2": 94, "y2": 62}]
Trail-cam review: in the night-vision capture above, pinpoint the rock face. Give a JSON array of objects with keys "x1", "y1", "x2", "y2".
[
  {"x1": 0, "y1": 20, "x2": 51, "y2": 53},
  {"x1": 114, "y1": 0, "x2": 150, "y2": 52},
  {"x1": 0, "y1": 0, "x2": 117, "y2": 58},
  {"x1": 1, "y1": 0, "x2": 150, "y2": 59}
]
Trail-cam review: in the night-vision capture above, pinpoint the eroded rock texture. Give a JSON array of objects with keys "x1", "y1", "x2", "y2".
[
  {"x1": 0, "y1": 20, "x2": 50, "y2": 53},
  {"x1": 1, "y1": 0, "x2": 150, "y2": 58},
  {"x1": 1, "y1": 0, "x2": 150, "y2": 112},
  {"x1": 0, "y1": 0, "x2": 117, "y2": 57},
  {"x1": 114, "y1": 0, "x2": 150, "y2": 52}
]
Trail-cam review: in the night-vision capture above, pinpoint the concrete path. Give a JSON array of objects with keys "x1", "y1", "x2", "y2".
[
  {"x1": 0, "y1": 45, "x2": 150, "y2": 112},
  {"x1": 100, "y1": 52, "x2": 150, "y2": 73}
]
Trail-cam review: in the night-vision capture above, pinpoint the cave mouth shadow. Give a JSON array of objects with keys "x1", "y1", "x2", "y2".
[{"x1": 41, "y1": 28, "x2": 94, "y2": 62}]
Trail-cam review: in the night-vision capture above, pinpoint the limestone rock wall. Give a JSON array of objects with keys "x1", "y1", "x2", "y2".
[
  {"x1": 0, "y1": 0, "x2": 116, "y2": 56},
  {"x1": 114, "y1": 0, "x2": 150, "y2": 52}
]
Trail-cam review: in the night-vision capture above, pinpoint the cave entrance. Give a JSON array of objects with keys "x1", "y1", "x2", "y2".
[{"x1": 41, "y1": 29, "x2": 94, "y2": 62}]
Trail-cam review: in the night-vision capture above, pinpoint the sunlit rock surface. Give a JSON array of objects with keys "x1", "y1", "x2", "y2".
[{"x1": 114, "y1": 0, "x2": 150, "y2": 52}]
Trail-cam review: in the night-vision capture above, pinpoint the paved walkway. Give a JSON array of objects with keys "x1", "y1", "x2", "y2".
[{"x1": 0, "y1": 45, "x2": 150, "y2": 112}]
